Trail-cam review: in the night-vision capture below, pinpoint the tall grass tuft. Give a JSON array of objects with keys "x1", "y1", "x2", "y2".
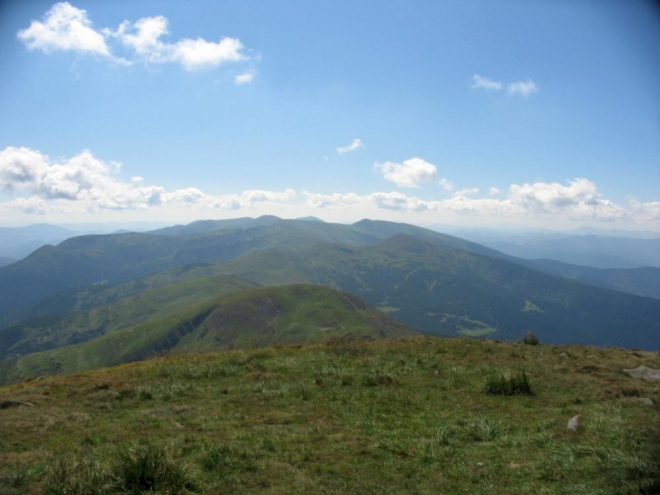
[
  {"x1": 484, "y1": 369, "x2": 534, "y2": 396},
  {"x1": 114, "y1": 443, "x2": 197, "y2": 494}
]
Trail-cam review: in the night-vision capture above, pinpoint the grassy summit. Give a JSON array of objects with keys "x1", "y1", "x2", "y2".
[{"x1": 1, "y1": 336, "x2": 658, "y2": 494}]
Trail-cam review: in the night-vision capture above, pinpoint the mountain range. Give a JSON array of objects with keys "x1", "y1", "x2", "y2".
[{"x1": 0, "y1": 216, "x2": 658, "y2": 384}]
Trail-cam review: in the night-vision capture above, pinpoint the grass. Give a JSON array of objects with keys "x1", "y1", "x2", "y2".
[
  {"x1": 484, "y1": 369, "x2": 534, "y2": 395},
  {"x1": 1, "y1": 336, "x2": 659, "y2": 494}
]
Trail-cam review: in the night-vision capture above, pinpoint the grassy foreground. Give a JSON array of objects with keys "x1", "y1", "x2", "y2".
[{"x1": 1, "y1": 336, "x2": 659, "y2": 494}]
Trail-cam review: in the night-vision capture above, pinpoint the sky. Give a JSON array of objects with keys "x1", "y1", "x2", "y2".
[{"x1": 0, "y1": 0, "x2": 659, "y2": 231}]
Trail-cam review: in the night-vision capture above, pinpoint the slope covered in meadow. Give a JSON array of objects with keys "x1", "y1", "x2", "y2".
[
  {"x1": 0, "y1": 284, "x2": 415, "y2": 384},
  {"x1": 1, "y1": 337, "x2": 658, "y2": 494},
  {"x1": 216, "y1": 235, "x2": 660, "y2": 349}
]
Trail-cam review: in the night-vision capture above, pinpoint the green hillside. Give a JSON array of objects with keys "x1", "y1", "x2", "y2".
[
  {"x1": 0, "y1": 262, "x2": 233, "y2": 329},
  {"x1": 0, "y1": 273, "x2": 258, "y2": 360},
  {"x1": 0, "y1": 285, "x2": 415, "y2": 384},
  {"x1": 1, "y1": 337, "x2": 658, "y2": 494},
  {"x1": 216, "y1": 235, "x2": 660, "y2": 349}
]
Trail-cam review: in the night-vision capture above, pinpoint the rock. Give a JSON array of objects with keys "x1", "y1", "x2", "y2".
[
  {"x1": 623, "y1": 366, "x2": 660, "y2": 382},
  {"x1": 567, "y1": 414, "x2": 580, "y2": 431},
  {"x1": 559, "y1": 352, "x2": 568, "y2": 359},
  {"x1": 476, "y1": 462, "x2": 485, "y2": 468},
  {"x1": 631, "y1": 397, "x2": 654, "y2": 406}
]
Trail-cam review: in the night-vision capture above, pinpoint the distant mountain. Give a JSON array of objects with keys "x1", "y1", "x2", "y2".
[
  {"x1": 1, "y1": 216, "x2": 658, "y2": 351},
  {"x1": 445, "y1": 229, "x2": 660, "y2": 268},
  {"x1": 527, "y1": 259, "x2": 660, "y2": 300},
  {"x1": 0, "y1": 284, "x2": 416, "y2": 384},
  {"x1": 0, "y1": 223, "x2": 81, "y2": 260},
  {"x1": 215, "y1": 234, "x2": 660, "y2": 349},
  {"x1": 296, "y1": 216, "x2": 325, "y2": 222},
  {"x1": 0, "y1": 217, "x2": 511, "y2": 314},
  {"x1": 0, "y1": 257, "x2": 14, "y2": 267},
  {"x1": 147, "y1": 215, "x2": 282, "y2": 237}
]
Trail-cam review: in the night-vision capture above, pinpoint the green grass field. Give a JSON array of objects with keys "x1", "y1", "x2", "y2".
[{"x1": 1, "y1": 336, "x2": 658, "y2": 494}]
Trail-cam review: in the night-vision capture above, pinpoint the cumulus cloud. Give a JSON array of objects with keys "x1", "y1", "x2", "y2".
[
  {"x1": 0, "y1": 196, "x2": 48, "y2": 215},
  {"x1": 375, "y1": 157, "x2": 438, "y2": 188},
  {"x1": 471, "y1": 74, "x2": 539, "y2": 97},
  {"x1": 1, "y1": 146, "x2": 654, "y2": 229},
  {"x1": 471, "y1": 74, "x2": 503, "y2": 91},
  {"x1": 169, "y1": 37, "x2": 245, "y2": 70},
  {"x1": 336, "y1": 139, "x2": 364, "y2": 154},
  {"x1": 0, "y1": 147, "x2": 157, "y2": 211},
  {"x1": 18, "y1": 2, "x2": 250, "y2": 72},
  {"x1": 507, "y1": 80, "x2": 538, "y2": 97},
  {"x1": 506, "y1": 178, "x2": 626, "y2": 220},
  {"x1": 302, "y1": 178, "x2": 639, "y2": 225},
  {"x1": 103, "y1": 13, "x2": 247, "y2": 70},
  {"x1": 17, "y1": 2, "x2": 111, "y2": 57},
  {"x1": 0, "y1": 147, "x2": 300, "y2": 215}
]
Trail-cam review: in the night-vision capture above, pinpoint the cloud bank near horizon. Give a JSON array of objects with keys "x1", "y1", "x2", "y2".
[{"x1": 1, "y1": 146, "x2": 657, "y2": 229}]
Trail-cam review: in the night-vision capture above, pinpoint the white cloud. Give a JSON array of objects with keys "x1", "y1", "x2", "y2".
[
  {"x1": 19, "y1": 3, "x2": 250, "y2": 72},
  {"x1": 438, "y1": 178, "x2": 454, "y2": 192},
  {"x1": 336, "y1": 139, "x2": 364, "y2": 154},
  {"x1": 471, "y1": 74, "x2": 503, "y2": 91},
  {"x1": 0, "y1": 196, "x2": 48, "y2": 215},
  {"x1": 507, "y1": 80, "x2": 539, "y2": 97},
  {"x1": 470, "y1": 74, "x2": 539, "y2": 98},
  {"x1": 2, "y1": 147, "x2": 655, "y2": 230},
  {"x1": 630, "y1": 200, "x2": 660, "y2": 223},
  {"x1": 234, "y1": 71, "x2": 256, "y2": 85},
  {"x1": 453, "y1": 187, "x2": 480, "y2": 197},
  {"x1": 302, "y1": 178, "x2": 639, "y2": 225},
  {"x1": 0, "y1": 147, "x2": 163, "y2": 210},
  {"x1": 170, "y1": 37, "x2": 245, "y2": 70},
  {"x1": 371, "y1": 192, "x2": 428, "y2": 212},
  {"x1": 109, "y1": 16, "x2": 168, "y2": 61},
  {"x1": 17, "y1": 2, "x2": 111, "y2": 57},
  {"x1": 0, "y1": 147, "x2": 302, "y2": 215},
  {"x1": 375, "y1": 157, "x2": 437, "y2": 188},
  {"x1": 508, "y1": 178, "x2": 626, "y2": 219},
  {"x1": 303, "y1": 191, "x2": 364, "y2": 209}
]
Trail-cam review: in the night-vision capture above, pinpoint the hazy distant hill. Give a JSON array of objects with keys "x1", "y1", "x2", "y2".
[
  {"x1": 449, "y1": 229, "x2": 660, "y2": 268},
  {"x1": 0, "y1": 217, "x2": 511, "y2": 314},
  {"x1": 0, "y1": 284, "x2": 415, "y2": 384},
  {"x1": 528, "y1": 259, "x2": 660, "y2": 299},
  {"x1": 0, "y1": 257, "x2": 14, "y2": 267},
  {"x1": 0, "y1": 223, "x2": 81, "y2": 260}
]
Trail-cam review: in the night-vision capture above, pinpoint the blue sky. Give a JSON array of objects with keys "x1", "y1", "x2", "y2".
[{"x1": 0, "y1": 0, "x2": 658, "y2": 230}]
